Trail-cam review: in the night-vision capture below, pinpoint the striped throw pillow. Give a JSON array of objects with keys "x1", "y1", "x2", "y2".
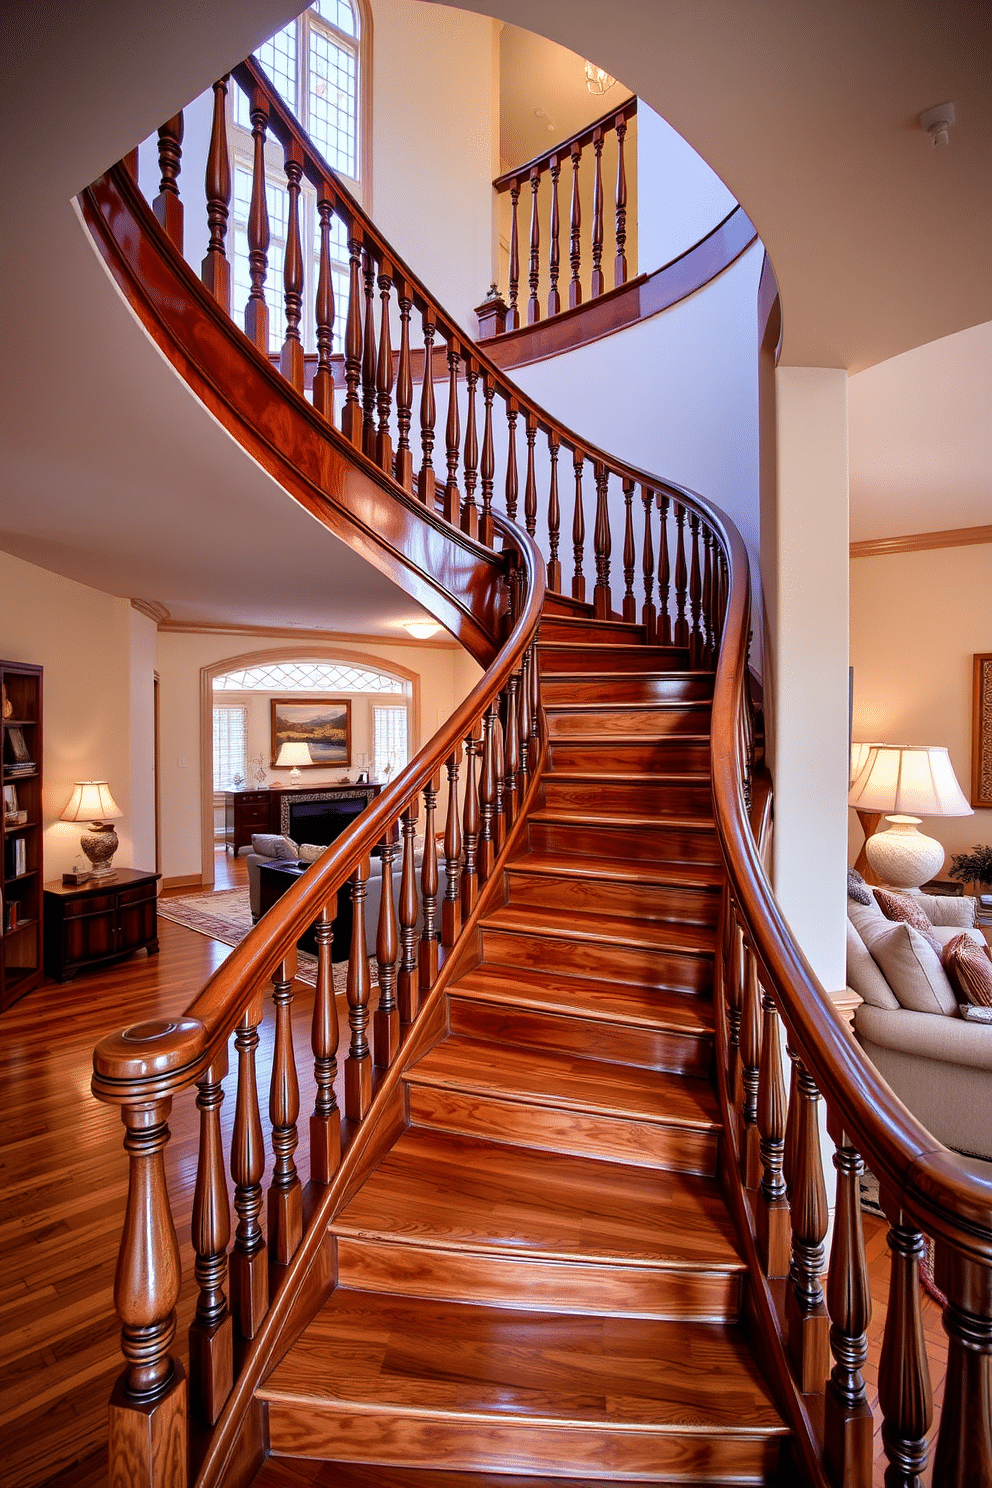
[{"x1": 943, "y1": 934, "x2": 992, "y2": 1008}]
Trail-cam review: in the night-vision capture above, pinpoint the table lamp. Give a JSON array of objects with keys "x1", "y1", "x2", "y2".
[
  {"x1": 275, "y1": 741, "x2": 313, "y2": 786},
  {"x1": 849, "y1": 740, "x2": 885, "y2": 879},
  {"x1": 60, "y1": 781, "x2": 123, "y2": 878},
  {"x1": 848, "y1": 744, "x2": 973, "y2": 893}
]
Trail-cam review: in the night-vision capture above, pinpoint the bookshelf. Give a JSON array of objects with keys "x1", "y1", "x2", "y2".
[{"x1": 2, "y1": 660, "x2": 43, "y2": 1009}]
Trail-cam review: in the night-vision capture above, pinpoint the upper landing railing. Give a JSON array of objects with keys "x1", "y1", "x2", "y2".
[{"x1": 81, "y1": 49, "x2": 992, "y2": 1488}]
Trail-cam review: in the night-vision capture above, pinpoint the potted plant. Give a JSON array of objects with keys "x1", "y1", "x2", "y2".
[{"x1": 948, "y1": 845, "x2": 992, "y2": 897}]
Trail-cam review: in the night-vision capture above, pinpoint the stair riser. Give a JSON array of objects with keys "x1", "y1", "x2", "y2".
[
  {"x1": 407, "y1": 1084, "x2": 720, "y2": 1175},
  {"x1": 546, "y1": 706, "x2": 711, "y2": 738},
  {"x1": 449, "y1": 996, "x2": 714, "y2": 1077},
  {"x1": 505, "y1": 869, "x2": 719, "y2": 928},
  {"x1": 334, "y1": 1236, "x2": 741, "y2": 1322},
  {"x1": 541, "y1": 778, "x2": 712, "y2": 818},
  {"x1": 539, "y1": 618, "x2": 645, "y2": 645},
  {"x1": 541, "y1": 675, "x2": 713, "y2": 705},
  {"x1": 528, "y1": 818, "x2": 722, "y2": 866},
  {"x1": 539, "y1": 644, "x2": 690, "y2": 675},
  {"x1": 548, "y1": 739, "x2": 710, "y2": 772},
  {"x1": 480, "y1": 926, "x2": 713, "y2": 994}
]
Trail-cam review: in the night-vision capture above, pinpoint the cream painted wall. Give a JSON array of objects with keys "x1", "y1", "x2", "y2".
[
  {"x1": 156, "y1": 630, "x2": 472, "y2": 881},
  {"x1": 849, "y1": 542, "x2": 992, "y2": 873},
  {"x1": 0, "y1": 550, "x2": 157, "y2": 879}
]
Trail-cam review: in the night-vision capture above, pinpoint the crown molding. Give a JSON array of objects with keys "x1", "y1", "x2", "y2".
[
  {"x1": 157, "y1": 618, "x2": 459, "y2": 648},
  {"x1": 130, "y1": 597, "x2": 171, "y2": 623},
  {"x1": 850, "y1": 524, "x2": 992, "y2": 559}
]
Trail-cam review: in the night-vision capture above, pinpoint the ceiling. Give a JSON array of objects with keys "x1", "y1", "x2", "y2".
[
  {"x1": 498, "y1": 25, "x2": 634, "y2": 175},
  {"x1": 1, "y1": 0, "x2": 989, "y2": 627}
]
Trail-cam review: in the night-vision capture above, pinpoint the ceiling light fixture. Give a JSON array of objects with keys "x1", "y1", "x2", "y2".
[
  {"x1": 584, "y1": 60, "x2": 616, "y2": 97},
  {"x1": 919, "y1": 101, "x2": 955, "y2": 147},
  {"x1": 404, "y1": 621, "x2": 442, "y2": 640}
]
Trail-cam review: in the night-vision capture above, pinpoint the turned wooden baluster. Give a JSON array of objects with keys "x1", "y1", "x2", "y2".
[
  {"x1": 344, "y1": 857, "x2": 373, "y2": 1120},
  {"x1": 230, "y1": 994, "x2": 268, "y2": 1338},
  {"x1": 503, "y1": 674, "x2": 521, "y2": 828},
  {"x1": 593, "y1": 463, "x2": 612, "y2": 619},
  {"x1": 932, "y1": 1250, "x2": 992, "y2": 1486},
  {"x1": 478, "y1": 704, "x2": 497, "y2": 882},
  {"x1": 153, "y1": 113, "x2": 184, "y2": 250},
  {"x1": 312, "y1": 190, "x2": 336, "y2": 422},
  {"x1": 108, "y1": 1096, "x2": 186, "y2": 1487},
  {"x1": 673, "y1": 501, "x2": 690, "y2": 648},
  {"x1": 756, "y1": 985, "x2": 789, "y2": 1277},
  {"x1": 529, "y1": 641, "x2": 541, "y2": 752},
  {"x1": 492, "y1": 700, "x2": 507, "y2": 851},
  {"x1": 725, "y1": 908, "x2": 744, "y2": 1106},
  {"x1": 279, "y1": 143, "x2": 305, "y2": 391},
  {"x1": 419, "y1": 777, "x2": 440, "y2": 992},
  {"x1": 688, "y1": 511, "x2": 703, "y2": 666},
  {"x1": 361, "y1": 251, "x2": 377, "y2": 459},
  {"x1": 572, "y1": 452, "x2": 586, "y2": 602},
  {"x1": 527, "y1": 167, "x2": 542, "y2": 324},
  {"x1": 189, "y1": 1052, "x2": 232, "y2": 1427},
  {"x1": 442, "y1": 337, "x2": 461, "y2": 524},
  {"x1": 268, "y1": 959, "x2": 302, "y2": 1264},
  {"x1": 569, "y1": 142, "x2": 583, "y2": 308},
  {"x1": 824, "y1": 1124, "x2": 872, "y2": 1488},
  {"x1": 245, "y1": 89, "x2": 271, "y2": 352},
  {"x1": 507, "y1": 180, "x2": 521, "y2": 330},
  {"x1": 518, "y1": 652, "x2": 532, "y2": 785},
  {"x1": 620, "y1": 478, "x2": 636, "y2": 622},
  {"x1": 786, "y1": 1061, "x2": 830, "y2": 1394},
  {"x1": 341, "y1": 231, "x2": 364, "y2": 447},
  {"x1": 739, "y1": 938, "x2": 762, "y2": 1189},
  {"x1": 590, "y1": 127, "x2": 605, "y2": 297},
  {"x1": 375, "y1": 259, "x2": 394, "y2": 472},
  {"x1": 783, "y1": 1041, "x2": 801, "y2": 1198},
  {"x1": 657, "y1": 492, "x2": 673, "y2": 645},
  {"x1": 523, "y1": 413, "x2": 538, "y2": 537},
  {"x1": 374, "y1": 841, "x2": 400, "y2": 1069},
  {"x1": 614, "y1": 112, "x2": 628, "y2": 287},
  {"x1": 640, "y1": 485, "x2": 656, "y2": 641},
  {"x1": 504, "y1": 400, "x2": 519, "y2": 523},
  {"x1": 442, "y1": 751, "x2": 462, "y2": 946},
  {"x1": 394, "y1": 279, "x2": 414, "y2": 489},
  {"x1": 548, "y1": 154, "x2": 562, "y2": 316},
  {"x1": 461, "y1": 358, "x2": 480, "y2": 539},
  {"x1": 479, "y1": 373, "x2": 496, "y2": 548},
  {"x1": 701, "y1": 526, "x2": 714, "y2": 668},
  {"x1": 310, "y1": 903, "x2": 341, "y2": 1181},
  {"x1": 461, "y1": 730, "x2": 480, "y2": 920},
  {"x1": 878, "y1": 1201, "x2": 932, "y2": 1487},
  {"x1": 397, "y1": 806, "x2": 420, "y2": 1024},
  {"x1": 546, "y1": 434, "x2": 562, "y2": 591},
  {"x1": 202, "y1": 77, "x2": 231, "y2": 313},
  {"x1": 418, "y1": 308, "x2": 437, "y2": 507}
]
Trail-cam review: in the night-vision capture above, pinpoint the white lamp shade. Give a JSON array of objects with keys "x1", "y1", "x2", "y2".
[
  {"x1": 275, "y1": 742, "x2": 313, "y2": 768},
  {"x1": 847, "y1": 745, "x2": 973, "y2": 818},
  {"x1": 60, "y1": 780, "x2": 123, "y2": 822},
  {"x1": 850, "y1": 740, "x2": 884, "y2": 790}
]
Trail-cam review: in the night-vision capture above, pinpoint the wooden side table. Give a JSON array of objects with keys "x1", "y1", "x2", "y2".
[{"x1": 44, "y1": 868, "x2": 160, "y2": 982}]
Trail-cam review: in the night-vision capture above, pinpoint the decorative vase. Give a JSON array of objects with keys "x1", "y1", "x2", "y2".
[
  {"x1": 80, "y1": 821, "x2": 120, "y2": 878},
  {"x1": 865, "y1": 815, "x2": 945, "y2": 894}
]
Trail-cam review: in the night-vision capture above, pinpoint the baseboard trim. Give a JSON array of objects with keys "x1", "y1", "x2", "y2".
[{"x1": 161, "y1": 873, "x2": 204, "y2": 892}]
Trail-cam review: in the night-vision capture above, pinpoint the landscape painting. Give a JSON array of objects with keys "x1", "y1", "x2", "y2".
[{"x1": 271, "y1": 698, "x2": 351, "y2": 766}]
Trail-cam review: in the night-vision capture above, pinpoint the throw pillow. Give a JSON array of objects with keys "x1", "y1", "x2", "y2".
[
  {"x1": 873, "y1": 887, "x2": 943, "y2": 955},
  {"x1": 868, "y1": 921, "x2": 959, "y2": 1017},
  {"x1": 959, "y1": 1003, "x2": 992, "y2": 1024},
  {"x1": 943, "y1": 933, "x2": 992, "y2": 1008},
  {"x1": 250, "y1": 833, "x2": 298, "y2": 860},
  {"x1": 298, "y1": 842, "x2": 328, "y2": 864},
  {"x1": 847, "y1": 867, "x2": 873, "y2": 905},
  {"x1": 846, "y1": 920, "x2": 899, "y2": 1010}
]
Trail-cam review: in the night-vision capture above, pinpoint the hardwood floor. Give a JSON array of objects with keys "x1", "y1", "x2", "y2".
[{"x1": 0, "y1": 846, "x2": 953, "y2": 1488}]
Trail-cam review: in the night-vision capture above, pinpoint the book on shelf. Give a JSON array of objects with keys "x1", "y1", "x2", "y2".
[{"x1": 3, "y1": 726, "x2": 33, "y2": 765}]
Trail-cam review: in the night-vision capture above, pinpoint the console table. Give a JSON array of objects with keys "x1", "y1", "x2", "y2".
[
  {"x1": 43, "y1": 868, "x2": 160, "y2": 982},
  {"x1": 222, "y1": 783, "x2": 383, "y2": 853}
]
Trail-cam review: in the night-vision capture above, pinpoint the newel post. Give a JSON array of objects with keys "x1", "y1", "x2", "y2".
[{"x1": 108, "y1": 1098, "x2": 187, "y2": 1488}]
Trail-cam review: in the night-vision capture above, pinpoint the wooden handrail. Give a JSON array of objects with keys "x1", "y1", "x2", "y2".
[{"x1": 493, "y1": 95, "x2": 637, "y2": 192}]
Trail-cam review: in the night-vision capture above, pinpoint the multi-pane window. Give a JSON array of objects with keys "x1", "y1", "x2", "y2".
[
  {"x1": 213, "y1": 661, "x2": 400, "y2": 692},
  {"x1": 373, "y1": 706, "x2": 409, "y2": 782},
  {"x1": 213, "y1": 705, "x2": 248, "y2": 791}
]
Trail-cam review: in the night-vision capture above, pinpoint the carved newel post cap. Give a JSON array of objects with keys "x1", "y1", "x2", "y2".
[{"x1": 475, "y1": 286, "x2": 508, "y2": 341}]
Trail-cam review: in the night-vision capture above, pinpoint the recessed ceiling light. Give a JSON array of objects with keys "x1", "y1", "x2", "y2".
[{"x1": 404, "y1": 621, "x2": 442, "y2": 639}]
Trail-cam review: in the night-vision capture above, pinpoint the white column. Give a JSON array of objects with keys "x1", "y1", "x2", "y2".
[{"x1": 763, "y1": 367, "x2": 849, "y2": 991}]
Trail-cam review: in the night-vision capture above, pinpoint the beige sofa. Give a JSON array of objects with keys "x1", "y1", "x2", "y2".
[{"x1": 846, "y1": 889, "x2": 992, "y2": 1158}]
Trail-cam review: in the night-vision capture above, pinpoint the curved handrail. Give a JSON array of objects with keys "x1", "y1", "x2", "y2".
[{"x1": 492, "y1": 94, "x2": 637, "y2": 192}]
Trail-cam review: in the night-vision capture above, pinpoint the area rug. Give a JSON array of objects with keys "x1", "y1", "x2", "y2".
[{"x1": 159, "y1": 887, "x2": 376, "y2": 992}]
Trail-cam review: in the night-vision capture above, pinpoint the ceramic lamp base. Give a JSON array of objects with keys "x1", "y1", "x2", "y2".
[
  {"x1": 80, "y1": 821, "x2": 120, "y2": 878},
  {"x1": 864, "y1": 815, "x2": 944, "y2": 895}
]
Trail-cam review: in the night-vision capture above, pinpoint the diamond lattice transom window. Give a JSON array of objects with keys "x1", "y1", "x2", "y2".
[{"x1": 213, "y1": 662, "x2": 403, "y2": 692}]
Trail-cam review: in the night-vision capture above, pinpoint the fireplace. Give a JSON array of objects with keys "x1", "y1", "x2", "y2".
[{"x1": 281, "y1": 787, "x2": 376, "y2": 846}]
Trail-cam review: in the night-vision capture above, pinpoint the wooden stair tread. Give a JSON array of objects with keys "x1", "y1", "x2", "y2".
[
  {"x1": 453, "y1": 964, "x2": 715, "y2": 1035},
  {"x1": 529, "y1": 806, "x2": 717, "y2": 833},
  {"x1": 547, "y1": 731, "x2": 711, "y2": 745},
  {"x1": 484, "y1": 905, "x2": 715, "y2": 958},
  {"x1": 407, "y1": 1036, "x2": 720, "y2": 1129},
  {"x1": 254, "y1": 1463, "x2": 759, "y2": 1488},
  {"x1": 259, "y1": 1291, "x2": 788, "y2": 1433},
  {"x1": 507, "y1": 849, "x2": 723, "y2": 891},
  {"x1": 331, "y1": 1128, "x2": 743, "y2": 1270},
  {"x1": 546, "y1": 700, "x2": 711, "y2": 714}
]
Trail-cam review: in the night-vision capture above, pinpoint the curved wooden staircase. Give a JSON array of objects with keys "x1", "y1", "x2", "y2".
[{"x1": 81, "y1": 45, "x2": 992, "y2": 1488}]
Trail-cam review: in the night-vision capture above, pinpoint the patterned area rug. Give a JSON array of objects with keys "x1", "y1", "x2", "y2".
[{"x1": 158, "y1": 887, "x2": 371, "y2": 991}]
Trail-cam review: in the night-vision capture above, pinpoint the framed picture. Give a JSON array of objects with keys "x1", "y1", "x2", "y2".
[
  {"x1": 973, "y1": 653, "x2": 992, "y2": 808},
  {"x1": 3, "y1": 783, "x2": 17, "y2": 819},
  {"x1": 271, "y1": 698, "x2": 351, "y2": 767},
  {"x1": 4, "y1": 725, "x2": 31, "y2": 763}
]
